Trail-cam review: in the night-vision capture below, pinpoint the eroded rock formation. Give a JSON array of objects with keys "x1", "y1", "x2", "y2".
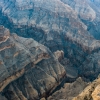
[
  {"x1": 0, "y1": 26, "x2": 66, "y2": 100},
  {"x1": 0, "y1": 0, "x2": 100, "y2": 100},
  {"x1": 48, "y1": 77, "x2": 88, "y2": 100},
  {"x1": 73, "y1": 76, "x2": 100, "y2": 100},
  {"x1": 47, "y1": 76, "x2": 100, "y2": 100}
]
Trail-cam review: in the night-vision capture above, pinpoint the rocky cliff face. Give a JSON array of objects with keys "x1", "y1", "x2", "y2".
[
  {"x1": 0, "y1": 0, "x2": 100, "y2": 79},
  {"x1": 47, "y1": 76, "x2": 100, "y2": 100},
  {"x1": 60, "y1": 0, "x2": 100, "y2": 39},
  {"x1": 61, "y1": 0, "x2": 96, "y2": 21},
  {"x1": 0, "y1": 0, "x2": 100, "y2": 100},
  {"x1": 73, "y1": 76, "x2": 100, "y2": 100},
  {"x1": 48, "y1": 77, "x2": 88, "y2": 100},
  {"x1": 0, "y1": 26, "x2": 66, "y2": 100}
]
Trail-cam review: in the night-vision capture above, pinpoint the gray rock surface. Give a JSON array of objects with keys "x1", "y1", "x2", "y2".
[
  {"x1": 61, "y1": 0, "x2": 96, "y2": 21},
  {"x1": 47, "y1": 77, "x2": 88, "y2": 100},
  {"x1": 60, "y1": 0, "x2": 100, "y2": 39},
  {"x1": 0, "y1": 0, "x2": 100, "y2": 100},
  {"x1": 56, "y1": 0, "x2": 100, "y2": 40},
  {"x1": 54, "y1": 50, "x2": 78, "y2": 78},
  {"x1": 0, "y1": 26, "x2": 66, "y2": 100},
  {"x1": 0, "y1": 0, "x2": 100, "y2": 78},
  {"x1": 0, "y1": 0, "x2": 98, "y2": 51}
]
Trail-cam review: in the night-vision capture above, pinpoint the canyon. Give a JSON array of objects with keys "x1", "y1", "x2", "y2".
[{"x1": 0, "y1": 0, "x2": 100, "y2": 100}]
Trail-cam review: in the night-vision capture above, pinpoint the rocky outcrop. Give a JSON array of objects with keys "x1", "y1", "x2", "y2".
[
  {"x1": 92, "y1": 85, "x2": 100, "y2": 100},
  {"x1": 54, "y1": 50, "x2": 78, "y2": 78},
  {"x1": 79, "y1": 50, "x2": 100, "y2": 80},
  {"x1": 1, "y1": 0, "x2": 100, "y2": 74},
  {"x1": 61, "y1": 0, "x2": 96, "y2": 21},
  {"x1": 0, "y1": 0, "x2": 99, "y2": 52},
  {"x1": 0, "y1": 26, "x2": 66, "y2": 100},
  {"x1": 1, "y1": 0, "x2": 100, "y2": 100},
  {"x1": 54, "y1": 50, "x2": 64, "y2": 62},
  {"x1": 47, "y1": 77, "x2": 100, "y2": 100},
  {"x1": 73, "y1": 76, "x2": 100, "y2": 100},
  {"x1": 0, "y1": 0, "x2": 100, "y2": 69},
  {"x1": 80, "y1": 0, "x2": 100, "y2": 39},
  {"x1": 60, "y1": 0, "x2": 100, "y2": 40},
  {"x1": 47, "y1": 77, "x2": 88, "y2": 100}
]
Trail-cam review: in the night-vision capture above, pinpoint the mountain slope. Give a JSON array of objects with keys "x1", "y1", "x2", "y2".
[
  {"x1": 0, "y1": 0, "x2": 100, "y2": 100},
  {"x1": 0, "y1": 0, "x2": 100, "y2": 77},
  {"x1": 60, "y1": 0, "x2": 100, "y2": 39},
  {"x1": 48, "y1": 76, "x2": 100, "y2": 100},
  {"x1": 0, "y1": 26, "x2": 66, "y2": 100}
]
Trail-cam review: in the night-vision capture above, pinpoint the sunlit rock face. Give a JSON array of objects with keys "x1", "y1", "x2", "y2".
[
  {"x1": 48, "y1": 77, "x2": 88, "y2": 100},
  {"x1": 0, "y1": 26, "x2": 66, "y2": 100},
  {"x1": 48, "y1": 76, "x2": 100, "y2": 100},
  {"x1": 73, "y1": 77, "x2": 100, "y2": 100}
]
